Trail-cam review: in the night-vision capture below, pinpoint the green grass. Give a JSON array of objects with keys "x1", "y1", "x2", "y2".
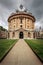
[
  {"x1": 0, "y1": 39, "x2": 18, "y2": 61},
  {"x1": 25, "y1": 39, "x2": 43, "y2": 62}
]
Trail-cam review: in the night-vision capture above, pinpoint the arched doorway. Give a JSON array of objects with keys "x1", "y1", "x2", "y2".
[{"x1": 19, "y1": 32, "x2": 24, "y2": 39}]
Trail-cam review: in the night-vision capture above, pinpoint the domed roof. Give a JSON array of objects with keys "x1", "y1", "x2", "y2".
[
  {"x1": 16, "y1": 4, "x2": 27, "y2": 13},
  {"x1": 11, "y1": 4, "x2": 32, "y2": 16},
  {"x1": 20, "y1": 4, "x2": 24, "y2": 10},
  {"x1": 8, "y1": 4, "x2": 35, "y2": 22}
]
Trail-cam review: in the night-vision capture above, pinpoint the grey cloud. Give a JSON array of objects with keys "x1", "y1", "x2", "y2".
[
  {"x1": 32, "y1": 0, "x2": 43, "y2": 8},
  {"x1": 31, "y1": 0, "x2": 43, "y2": 19},
  {"x1": 0, "y1": 0, "x2": 17, "y2": 10},
  {"x1": 0, "y1": 0, "x2": 24, "y2": 10},
  {"x1": 0, "y1": 0, "x2": 43, "y2": 29}
]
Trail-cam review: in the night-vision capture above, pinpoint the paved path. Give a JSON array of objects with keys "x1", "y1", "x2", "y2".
[{"x1": 0, "y1": 39, "x2": 43, "y2": 65}]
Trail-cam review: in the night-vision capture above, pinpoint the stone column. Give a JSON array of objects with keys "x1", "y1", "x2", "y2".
[
  {"x1": 26, "y1": 18, "x2": 28, "y2": 29},
  {"x1": 9, "y1": 31, "x2": 13, "y2": 39},
  {"x1": 25, "y1": 18, "x2": 26, "y2": 29},
  {"x1": 30, "y1": 32, "x2": 34, "y2": 38},
  {"x1": 16, "y1": 18, "x2": 18, "y2": 29}
]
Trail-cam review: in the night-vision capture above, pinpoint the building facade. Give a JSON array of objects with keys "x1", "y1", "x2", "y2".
[
  {"x1": 8, "y1": 5, "x2": 35, "y2": 39},
  {"x1": 0, "y1": 30, "x2": 8, "y2": 39}
]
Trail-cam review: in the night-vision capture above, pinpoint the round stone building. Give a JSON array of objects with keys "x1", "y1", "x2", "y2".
[{"x1": 8, "y1": 5, "x2": 35, "y2": 39}]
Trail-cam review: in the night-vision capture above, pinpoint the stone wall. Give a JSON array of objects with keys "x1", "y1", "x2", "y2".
[
  {"x1": 0, "y1": 30, "x2": 8, "y2": 39},
  {"x1": 8, "y1": 18, "x2": 34, "y2": 30}
]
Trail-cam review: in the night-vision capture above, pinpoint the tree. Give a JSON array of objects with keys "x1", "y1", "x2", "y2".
[{"x1": 0, "y1": 26, "x2": 7, "y2": 31}]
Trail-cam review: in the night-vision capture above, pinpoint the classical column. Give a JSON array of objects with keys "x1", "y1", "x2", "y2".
[
  {"x1": 16, "y1": 18, "x2": 17, "y2": 28},
  {"x1": 31, "y1": 32, "x2": 34, "y2": 38},
  {"x1": 25, "y1": 18, "x2": 26, "y2": 29}
]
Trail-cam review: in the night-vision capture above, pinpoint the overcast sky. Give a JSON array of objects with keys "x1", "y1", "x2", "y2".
[{"x1": 0, "y1": 0, "x2": 43, "y2": 30}]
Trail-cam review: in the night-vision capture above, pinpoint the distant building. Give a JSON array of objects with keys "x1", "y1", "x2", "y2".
[
  {"x1": 0, "y1": 31, "x2": 8, "y2": 39},
  {"x1": 0, "y1": 26, "x2": 8, "y2": 39},
  {"x1": 8, "y1": 5, "x2": 36, "y2": 39},
  {"x1": 35, "y1": 29, "x2": 43, "y2": 39}
]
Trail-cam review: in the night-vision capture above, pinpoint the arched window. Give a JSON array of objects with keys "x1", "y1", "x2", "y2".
[
  {"x1": 20, "y1": 25, "x2": 22, "y2": 28},
  {"x1": 27, "y1": 19, "x2": 29, "y2": 22},
  {"x1": 14, "y1": 19, "x2": 15, "y2": 22},
  {"x1": 13, "y1": 32, "x2": 15, "y2": 37},
  {"x1": 14, "y1": 25, "x2": 15, "y2": 28},
  {"x1": 20, "y1": 19, "x2": 22, "y2": 24},
  {"x1": 27, "y1": 26, "x2": 29, "y2": 29}
]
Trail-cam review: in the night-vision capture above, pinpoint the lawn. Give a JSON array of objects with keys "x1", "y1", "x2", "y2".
[
  {"x1": 0, "y1": 39, "x2": 18, "y2": 61},
  {"x1": 25, "y1": 39, "x2": 43, "y2": 62}
]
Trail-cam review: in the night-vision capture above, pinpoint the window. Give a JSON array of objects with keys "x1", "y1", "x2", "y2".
[
  {"x1": 14, "y1": 19, "x2": 15, "y2": 24},
  {"x1": 13, "y1": 32, "x2": 15, "y2": 37},
  {"x1": 14, "y1": 19, "x2": 15, "y2": 22},
  {"x1": 27, "y1": 19, "x2": 29, "y2": 24},
  {"x1": 28, "y1": 32, "x2": 30, "y2": 37},
  {"x1": 32, "y1": 26, "x2": 34, "y2": 29},
  {"x1": 9, "y1": 26, "x2": 11, "y2": 29},
  {"x1": 20, "y1": 19, "x2": 22, "y2": 24},
  {"x1": 27, "y1": 26, "x2": 29, "y2": 29},
  {"x1": 20, "y1": 25, "x2": 22, "y2": 28},
  {"x1": 27, "y1": 19, "x2": 29, "y2": 22},
  {"x1": 14, "y1": 25, "x2": 15, "y2": 28}
]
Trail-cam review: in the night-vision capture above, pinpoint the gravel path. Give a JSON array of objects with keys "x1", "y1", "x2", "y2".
[{"x1": 0, "y1": 39, "x2": 43, "y2": 65}]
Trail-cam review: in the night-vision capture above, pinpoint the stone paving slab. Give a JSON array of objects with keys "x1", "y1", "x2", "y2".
[{"x1": 0, "y1": 39, "x2": 43, "y2": 65}]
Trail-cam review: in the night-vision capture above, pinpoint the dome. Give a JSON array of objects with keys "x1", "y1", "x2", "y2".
[{"x1": 8, "y1": 4, "x2": 35, "y2": 22}]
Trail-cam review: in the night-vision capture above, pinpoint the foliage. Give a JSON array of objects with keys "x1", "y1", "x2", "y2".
[{"x1": 0, "y1": 26, "x2": 7, "y2": 31}]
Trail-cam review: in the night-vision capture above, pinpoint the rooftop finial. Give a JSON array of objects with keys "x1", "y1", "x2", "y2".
[{"x1": 20, "y1": 4, "x2": 23, "y2": 10}]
